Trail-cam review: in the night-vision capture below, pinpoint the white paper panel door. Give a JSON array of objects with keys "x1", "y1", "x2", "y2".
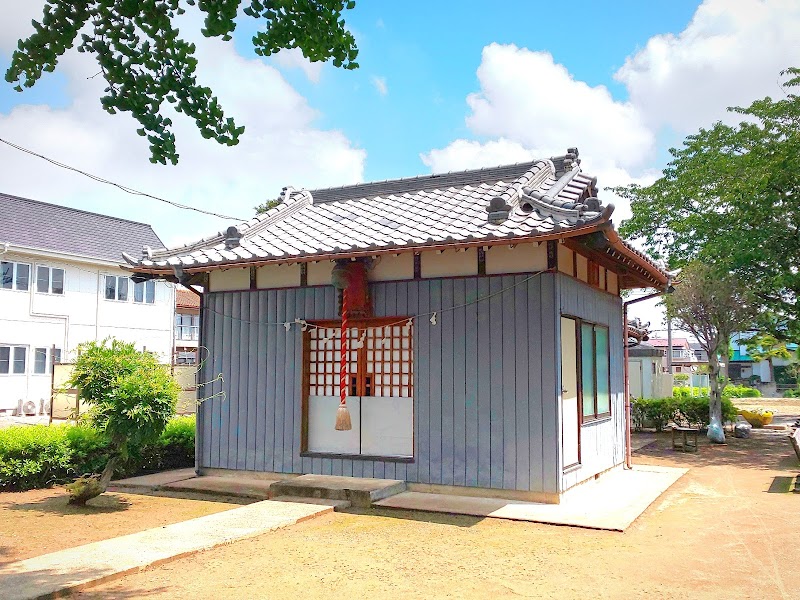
[
  {"x1": 560, "y1": 317, "x2": 580, "y2": 468},
  {"x1": 360, "y1": 396, "x2": 414, "y2": 457},
  {"x1": 307, "y1": 395, "x2": 361, "y2": 454}
]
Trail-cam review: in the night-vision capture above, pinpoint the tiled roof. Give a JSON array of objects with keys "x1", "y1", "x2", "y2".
[
  {"x1": 176, "y1": 287, "x2": 200, "y2": 309},
  {"x1": 133, "y1": 152, "x2": 611, "y2": 270},
  {"x1": 1, "y1": 192, "x2": 163, "y2": 264}
]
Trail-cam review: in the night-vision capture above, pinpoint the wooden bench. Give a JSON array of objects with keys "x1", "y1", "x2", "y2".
[{"x1": 672, "y1": 426, "x2": 699, "y2": 452}]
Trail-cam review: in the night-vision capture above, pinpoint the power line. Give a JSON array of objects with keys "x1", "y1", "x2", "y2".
[{"x1": 0, "y1": 137, "x2": 245, "y2": 221}]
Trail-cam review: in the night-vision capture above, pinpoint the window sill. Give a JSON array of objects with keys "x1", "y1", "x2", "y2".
[
  {"x1": 563, "y1": 462, "x2": 581, "y2": 474},
  {"x1": 301, "y1": 451, "x2": 414, "y2": 463},
  {"x1": 581, "y1": 415, "x2": 613, "y2": 426}
]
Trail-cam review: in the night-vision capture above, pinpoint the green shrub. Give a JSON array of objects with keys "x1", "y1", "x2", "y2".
[
  {"x1": 631, "y1": 398, "x2": 676, "y2": 431},
  {"x1": 723, "y1": 384, "x2": 761, "y2": 398},
  {"x1": 0, "y1": 416, "x2": 195, "y2": 492},
  {"x1": 0, "y1": 425, "x2": 73, "y2": 491},
  {"x1": 631, "y1": 396, "x2": 739, "y2": 431},
  {"x1": 673, "y1": 396, "x2": 738, "y2": 427},
  {"x1": 784, "y1": 388, "x2": 800, "y2": 398}
]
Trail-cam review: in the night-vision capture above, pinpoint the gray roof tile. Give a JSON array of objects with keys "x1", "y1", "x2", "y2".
[
  {"x1": 1, "y1": 192, "x2": 163, "y2": 263},
  {"x1": 135, "y1": 153, "x2": 618, "y2": 270}
]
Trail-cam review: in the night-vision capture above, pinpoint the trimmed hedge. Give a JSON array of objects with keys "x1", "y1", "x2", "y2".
[
  {"x1": 673, "y1": 385, "x2": 761, "y2": 399},
  {"x1": 0, "y1": 416, "x2": 195, "y2": 492},
  {"x1": 631, "y1": 397, "x2": 738, "y2": 431}
]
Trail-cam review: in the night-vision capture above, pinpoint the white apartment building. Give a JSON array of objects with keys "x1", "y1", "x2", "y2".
[{"x1": 1, "y1": 193, "x2": 175, "y2": 413}]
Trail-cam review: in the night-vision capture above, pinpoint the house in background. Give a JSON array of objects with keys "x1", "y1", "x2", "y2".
[
  {"x1": 628, "y1": 343, "x2": 673, "y2": 399},
  {"x1": 129, "y1": 150, "x2": 668, "y2": 502},
  {"x1": 175, "y1": 287, "x2": 200, "y2": 364},
  {"x1": 0, "y1": 193, "x2": 175, "y2": 414},
  {"x1": 728, "y1": 333, "x2": 797, "y2": 388}
]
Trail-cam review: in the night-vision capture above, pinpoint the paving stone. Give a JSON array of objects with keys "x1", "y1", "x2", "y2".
[{"x1": 0, "y1": 500, "x2": 332, "y2": 600}]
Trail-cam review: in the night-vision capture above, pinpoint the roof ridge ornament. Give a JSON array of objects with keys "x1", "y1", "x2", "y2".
[
  {"x1": 224, "y1": 226, "x2": 242, "y2": 249},
  {"x1": 486, "y1": 196, "x2": 512, "y2": 224}
]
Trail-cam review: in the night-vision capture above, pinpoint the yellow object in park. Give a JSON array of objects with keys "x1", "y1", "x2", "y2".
[{"x1": 738, "y1": 409, "x2": 774, "y2": 428}]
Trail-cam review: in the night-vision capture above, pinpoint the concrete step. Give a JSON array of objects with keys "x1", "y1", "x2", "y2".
[
  {"x1": 270, "y1": 474, "x2": 406, "y2": 508},
  {"x1": 161, "y1": 476, "x2": 277, "y2": 500},
  {"x1": 271, "y1": 495, "x2": 352, "y2": 510}
]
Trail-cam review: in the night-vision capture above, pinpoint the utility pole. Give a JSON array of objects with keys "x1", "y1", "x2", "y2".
[{"x1": 666, "y1": 317, "x2": 673, "y2": 374}]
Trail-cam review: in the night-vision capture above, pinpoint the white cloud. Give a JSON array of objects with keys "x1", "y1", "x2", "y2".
[
  {"x1": 0, "y1": 10, "x2": 365, "y2": 249},
  {"x1": 272, "y1": 48, "x2": 323, "y2": 83},
  {"x1": 0, "y1": 0, "x2": 45, "y2": 53},
  {"x1": 615, "y1": 0, "x2": 800, "y2": 133},
  {"x1": 421, "y1": 138, "x2": 533, "y2": 173},
  {"x1": 371, "y1": 75, "x2": 388, "y2": 96},
  {"x1": 459, "y1": 43, "x2": 655, "y2": 172}
]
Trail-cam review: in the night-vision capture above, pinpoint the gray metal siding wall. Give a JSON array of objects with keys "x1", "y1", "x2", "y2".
[
  {"x1": 556, "y1": 274, "x2": 625, "y2": 491},
  {"x1": 198, "y1": 273, "x2": 560, "y2": 493}
]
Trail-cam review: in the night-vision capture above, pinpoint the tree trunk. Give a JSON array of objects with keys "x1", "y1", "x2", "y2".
[
  {"x1": 66, "y1": 452, "x2": 120, "y2": 505},
  {"x1": 707, "y1": 353, "x2": 725, "y2": 443}
]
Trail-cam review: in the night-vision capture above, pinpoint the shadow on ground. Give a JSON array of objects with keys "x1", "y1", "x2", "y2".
[
  {"x1": 1, "y1": 493, "x2": 131, "y2": 516},
  {"x1": 342, "y1": 505, "x2": 486, "y2": 528},
  {"x1": 634, "y1": 430, "x2": 799, "y2": 471}
]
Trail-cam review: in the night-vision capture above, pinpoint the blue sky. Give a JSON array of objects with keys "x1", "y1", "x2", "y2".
[
  {"x1": 236, "y1": 0, "x2": 700, "y2": 181},
  {"x1": 1, "y1": 0, "x2": 798, "y2": 329}
]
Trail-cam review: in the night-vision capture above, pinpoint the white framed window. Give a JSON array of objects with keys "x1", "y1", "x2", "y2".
[
  {"x1": 0, "y1": 345, "x2": 27, "y2": 375},
  {"x1": 105, "y1": 275, "x2": 129, "y2": 301},
  {"x1": 175, "y1": 313, "x2": 199, "y2": 340},
  {"x1": 36, "y1": 265, "x2": 65, "y2": 295},
  {"x1": 133, "y1": 279, "x2": 156, "y2": 304},
  {"x1": 33, "y1": 347, "x2": 62, "y2": 375},
  {"x1": 1, "y1": 261, "x2": 31, "y2": 291}
]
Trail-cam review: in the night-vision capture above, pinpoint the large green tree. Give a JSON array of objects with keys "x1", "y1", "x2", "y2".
[
  {"x1": 616, "y1": 67, "x2": 800, "y2": 339},
  {"x1": 5, "y1": 0, "x2": 359, "y2": 165},
  {"x1": 664, "y1": 263, "x2": 752, "y2": 443}
]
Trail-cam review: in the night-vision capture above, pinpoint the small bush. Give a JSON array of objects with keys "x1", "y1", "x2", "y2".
[
  {"x1": 631, "y1": 398, "x2": 676, "y2": 431},
  {"x1": 0, "y1": 416, "x2": 195, "y2": 492},
  {"x1": 674, "y1": 396, "x2": 738, "y2": 428},
  {"x1": 723, "y1": 384, "x2": 761, "y2": 398},
  {"x1": 631, "y1": 396, "x2": 738, "y2": 431},
  {"x1": 0, "y1": 425, "x2": 73, "y2": 491},
  {"x1": 784, "y1": 388, "x2": 800, "y2": 398}
]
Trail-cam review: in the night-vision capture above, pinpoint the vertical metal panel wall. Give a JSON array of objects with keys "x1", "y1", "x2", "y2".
[
  {"x1": 197, "y1": 273, "x2": 562, "y2": 494},
  {"x1": 555, "y1": 275, "x2": 625, "y2": 492}
]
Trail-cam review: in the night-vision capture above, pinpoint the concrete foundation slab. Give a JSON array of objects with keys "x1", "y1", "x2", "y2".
[
  {"x1": 374, "y1": 465, "x2": 687, "y2": 531},
  {"x1": 0, "y1": 500, "x2": 332, "y2": 600},
  {"x1": 271, "y1": 474, "x2": 406, "y2": 508}
]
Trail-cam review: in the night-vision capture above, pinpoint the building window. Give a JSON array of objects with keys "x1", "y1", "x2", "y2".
[
  {"x1": 105, "y1": 275, "x2": 129, "y2": 301},
  {"x1": 175, "y1": 350, "x2": 197, "y2": 365},
  {"x1": 0, "y1": 345, "x2": 27, "y2": 375},
  {"x1": 2, "y1": 261, "x2": 31, "y2": 291},
  {"x1": 175, "y1": 314, "x2": 199, "y2": 340},
  {"x1": 32, "y1": 347, "x2": 61, "y2": 375},
  {"x1": 577, "y1": 321, "x2": 611, "y2": 421},
  {"x1": 36, "y1": 266, "x2": 65, "y2": 295},
  {"x1": 134, "y1": 279, "x2": 156, "y2": 304}
]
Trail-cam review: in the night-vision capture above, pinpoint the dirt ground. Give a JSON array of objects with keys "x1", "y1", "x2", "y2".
[
  {"x1": 734, "y1": 396, "x2": 800, "y2": 423},
  {"x1": 75, "y1": 430, "x2": 800, "y2": 600},
  {"x1": 0, "y1": 488, "x2": 245, "y2": 565}
]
